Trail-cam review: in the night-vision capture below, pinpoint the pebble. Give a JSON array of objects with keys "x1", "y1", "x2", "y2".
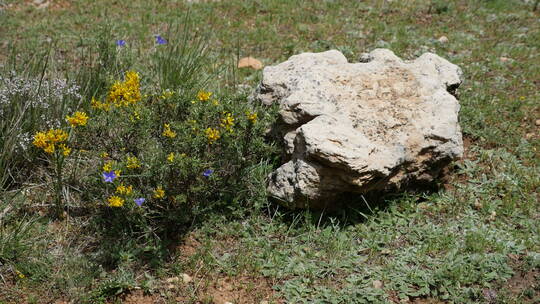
[
  {"x1": 535, "y1": 119, "x2": 540, "y2": 126},
  {"x1": 238, "y1": 57, "x2": 263, "y2": 70},
  {"x1": 165, "y1": 276, "x2": 179, "y2": 283},
  {"x1": 473, "y1": 201, "x2": 483, "y2": 210},
  {"x1": 438, "y1": 35, "x2": 449, "y2": 43},
  {"x1": 181, "y1": 273, "x2": 193, "y2": 283},
  {"x1": 372, "y1": 280, "x2": 384, "y2": 289}
]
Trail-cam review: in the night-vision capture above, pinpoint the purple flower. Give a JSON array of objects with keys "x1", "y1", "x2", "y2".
[
  {"x1": 134, "y1": 198, "x2": 145, "y2": 206},
  {"x1": 155, "y1": 35, "x2": 167, "y2": 45},
  {"x1": 116, "y1": 40, "x2": 126, "y2": 47},
  {"x1": 202, "y1": 169, "x2": 214, "y2": 178},
  {"x1": 102, "y1": 171, "x2": 117, "y2": 183}
]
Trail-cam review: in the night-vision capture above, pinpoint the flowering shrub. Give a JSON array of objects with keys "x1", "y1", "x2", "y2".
[
  {"x1": 6, "y1": 29, "x2": 276, "y2": 262},
  {"x1": 56, "y1": 68, "x2": 276, "y2": 260}
]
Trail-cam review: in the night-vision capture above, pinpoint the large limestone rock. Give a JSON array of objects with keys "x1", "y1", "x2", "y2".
[{"x1": 253, "y1": 49, "x2": 464, "y2": 209}]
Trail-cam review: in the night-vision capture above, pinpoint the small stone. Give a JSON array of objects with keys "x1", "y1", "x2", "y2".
[
  {"x1": 489, "y1": 211, "x2": 497, "y2": 221},
  {"x1": 238, "y1": 57, "x2": 263, "y2": 70},
  {"x1": 181, "y1": 273, "x2": 192, "y2": 283},
  {"x1": 418, "y1": 203, "x2": 429, "y2": 210},
  {"x1": 33, "y1": 0, "x2": 50, "y2": 9},
  {"x1": 438, "y1": 35, "x2": 449, "y2": 43},
  {"x1": 535, "y1": 119, "x2": 540, "y2": 126},
  {"x1": 372, "y1": 280, "x2": 384, "y2": 289},
  {"x1": 165, "y1": 276, "x2": 179, "y2": 283},
  {"x1": 500, "y1": 56, "x2": 511, "y2": 62},
  {"x1": 473, "y1": 201, "x2": 483, "y2": 210}
]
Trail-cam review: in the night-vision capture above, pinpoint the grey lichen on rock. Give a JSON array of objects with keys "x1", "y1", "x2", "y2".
[{"x1": 252, "y1": 49, "x2": 464, "y2": 209}]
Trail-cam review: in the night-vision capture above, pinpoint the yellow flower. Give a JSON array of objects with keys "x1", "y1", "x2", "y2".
[
  {"x1": 100, "y1": 152, "x2": 109, "y2": 158},
  {"x1": 246, "y1": 111, "x2": 258, "y2": 123},
  {"x1": 66, "y1": 111, "x2": 89, "y2": 127},
  {"x1": 167, "y1": 152, "x2": 175, "y2": 163},
  {"x1": 44, "y1": 144, "x2": 55, "y2": 154},
  {"x1": 126, "y1": 156, "x2": 141, "y2": 169},
  {"x1": 59, "y1": 144, "x2": 71, "y2": 156},
  {"x1": 33, "y1": 131, "x2": 48, "y2": 149},
  {"x1": 15, "y1": 270, "x2": 25, "y2": 279},
  {"x1": 107, "y1": 71, "x2": 141, "y2": 107},
  {"x1": 220, "y1": 112, "x2": 235, "y2": 132},
  {"x1": 197, "y1": 90, "x2": 212, "y2": 102},
  {"x1": 46, "y1": 129, "x2": 68, "y2": 143},
  {"x1": 153, "y1": 186, "x2": 165, "y2": 199},
  {"x1": 212, "y1": 99, "x2": 219, "y2": 106},
  {"x1": 91, "y1": 97, "x2": 111, "y2": 111},
  {"x1": 162, "y1": 123, "x2": 177, "y2": 138},
  {"x1": 115, "y1": 170, "x2": 122, "y2": 178},
  {"x1": 116, "y1": 183, "x2": 133, "y2": 195},
  {"x1": 33, "y1": 129, "x2": 69, "y2": 154},
  {"x1": 108, "y1": 195, "x2": 125, "y2": 207},
  {"x1": 519, "y1": 96, "x2": 525, "y2": 101},
  {"x1": 103, "y1": 161, "x2": 114, "y2": 172},
  {"x1": 205, "y1": 127, "x2": 220, "y2": 144}
]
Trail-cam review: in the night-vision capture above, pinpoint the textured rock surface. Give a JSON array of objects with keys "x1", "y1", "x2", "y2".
[{"x1": 253, "y1": 49, "x2": 464, "y2": 208}]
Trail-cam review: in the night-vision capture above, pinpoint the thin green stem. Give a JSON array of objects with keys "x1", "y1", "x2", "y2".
[{"x1": 54, "y1": 153, "x2": 64, "y2": 218}]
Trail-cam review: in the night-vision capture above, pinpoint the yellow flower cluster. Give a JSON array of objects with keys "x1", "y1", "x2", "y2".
[
  {"x1": 197, "y1": 90, "x2": 212, "y2": 102},
  {"x1": 205, "y1": 127, "x2": 221, "y2": 144},
  {"x1": 246, "y1": 111, "x2": 258, "y2": 123},
  {"x1": 153, "y1": 186, "x2": 165, "y2": 199},
  {"x1": 116, "y1": 183, "x2": 133, "y2": 195},
  {"x1": 126, "y1": 156, "x2": 141, "y2": 169},
  {"x1": 108, "y1": 195, "x2": 125, "y2": 207},
  {"x1": 103, "y1": 161, "x2": 114, "y2": 172},
  {"x1": 59, "y1": 144, "x2": 71, "y2": 156},
  {"x1": 15, "y1": 270, "x2": 25, "y2": 279},
  {"x1": 92, "y1": 71, "x2": 141, "y2": 112},
  {"x1": 107, "y1": 71, "x2": 141, "y2": 107},
  {"x1": 220, "y1": 112, "x2": 235, "y2": 133},
  {"x1": 162, "y1": 123, "x2": 177, "y2": 138},
  {"x1": 91, "y1": 97, "x2": 111, "y2": 111},
  {"x1": 33, "y1": 129, "x2": 70, "y2": 155},
  {"x1": 66, "y1": 111, "x2": 89, "y2": 127}
]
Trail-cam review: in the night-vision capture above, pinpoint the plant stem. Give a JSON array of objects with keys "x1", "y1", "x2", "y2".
[{"x1": 54, "y1": 154, "x2": 63, "y2": 217}]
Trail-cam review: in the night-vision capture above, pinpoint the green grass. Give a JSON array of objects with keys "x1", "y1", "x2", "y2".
[{"x1": 0, "y1": 0, "x2": 539, "y2": 303}]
